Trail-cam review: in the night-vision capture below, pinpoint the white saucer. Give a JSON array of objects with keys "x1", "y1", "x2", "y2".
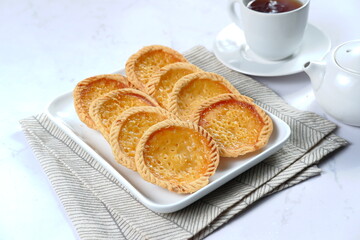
[{"x1": 213, "y1": 23, "x2": 331, "y2": 77}]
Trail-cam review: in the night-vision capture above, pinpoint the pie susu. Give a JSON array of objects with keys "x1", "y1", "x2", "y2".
[
  {"x1": 125, "y1": 45, "x2": 188, "y2": 91},
  {"x1": 73, "y1": 74, "x2": 129, "y2": 129},
  {"x1": 135, "y1": 119, "x2": 220, "y2": 193},
  {"x1": 146, "y1": 62, "x2": 202, "y2": 109},
  {"x1": 168, "y1": 72, "x2": 241, "y2": 120},
  {"x1": 89, "y1": 88, "x2": 158, "y2": 141},
  {"x1": 191, "y1": 94, "x2": 273, "y2": 157},
  {"x1": 109, "y1": 106, "x2": 175, "y2": 171}
]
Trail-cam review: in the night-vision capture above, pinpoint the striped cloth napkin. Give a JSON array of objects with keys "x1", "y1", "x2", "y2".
[{"x1": 21, "y1": 46, "x2": 347, "y2": 240}]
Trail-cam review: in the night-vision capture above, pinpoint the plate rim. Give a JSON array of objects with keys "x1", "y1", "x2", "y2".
[{"x1": 45, "y1": 90, "x2": 291, "y2": 213}]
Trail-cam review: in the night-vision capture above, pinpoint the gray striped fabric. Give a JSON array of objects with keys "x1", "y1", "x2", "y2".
[{"x1": 20, "y1": 46, "x2": 347, "y2": 240}]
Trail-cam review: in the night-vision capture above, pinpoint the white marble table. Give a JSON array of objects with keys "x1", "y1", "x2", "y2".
[{"x1": 1, "y1": 0, "x2": 359, "y2": 239}]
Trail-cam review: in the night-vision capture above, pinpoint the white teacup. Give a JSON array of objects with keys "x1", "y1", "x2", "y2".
[{"x1": 228, "y1": 0, "x2": 310, "y2": 61}]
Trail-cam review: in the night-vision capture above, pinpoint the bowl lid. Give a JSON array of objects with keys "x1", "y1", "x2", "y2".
[{"x1": 335, "y1": 40, "x2": 360, "y2": 74}]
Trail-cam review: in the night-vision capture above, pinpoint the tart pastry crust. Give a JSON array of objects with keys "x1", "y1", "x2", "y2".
[
  {"x1": 109, "y1": 106, "x2": 176, "y2": 171},
  {"x1": 191, "y1": 94, "x2": 273, "y2": 157},
  {"x1": 73, "y1": 74, "x2": 129, "y2": 129},
  {"x1": 146, "y1": 62, "x2": 202, "y2": 109},
  {"x1": 168, "y1": 72, "x2": 241, "y2": 120},
  {"x1": 125, "y1": 45, "x2": 188, "y2": 91},
  {"x1": 135, "y1": 119, "x2": 220, "y2": 193},
  {"x1": 89, "y1": 88, "x2": 158, "y2": 141}
]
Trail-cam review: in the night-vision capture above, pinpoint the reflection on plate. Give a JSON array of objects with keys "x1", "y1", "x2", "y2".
[
  {"x1": 46, "y1": 90, "x2": 290, "y2": 213},
  {"x1": 213, "y1": 23, "x2": 331, "y2": 77}
]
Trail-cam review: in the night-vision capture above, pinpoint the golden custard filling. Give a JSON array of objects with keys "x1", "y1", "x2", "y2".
[
  {"x1": 177, "y1": 79, "x2": 232, "y2": 118},
  {"x1": 199, "y1": 100, "x2": 264, "y2": 149},
  {"x1": 154, "y1": 68, "x2": 195, "y2": 108},
  {"x1": 82, "y1": 80, "x2": 126, "y2": 112},
  {"x1": 99, "y1": 94, "x2": 153, "y2": 134},
  {"x1": 143, "y1": 127, "x2": 211, "y2": 183},
  {"x1": 135, "y1": 50, "x2": 184, "y2": 85},
  {"x1": 119, "y1": 112, "x2": 167, "y2": 159}
]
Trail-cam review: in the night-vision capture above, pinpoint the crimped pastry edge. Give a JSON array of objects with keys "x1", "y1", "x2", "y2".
[
  {"x1": 73, "y1": 74, "x2": 129, "y2": 129},
  {"x1": 167, "y1": 71, "x2": 242, "y2": 120},
  {"x1": 146, "y1": 62, "x2": 203, "y2": 105},
  {"x1": 89, "y1": 88, "x2": 159, "y2": 142},
  {"x1": 109, "y1": 106, "x2": 178, "y2": 171},
  {"x1": 125, "y1": 45, "x2": 188, "y2": 92},
  {"x1": 191, "y1": 93, "x2": 273, "y2": 157},
  {"x1": 135, "y1": 119, "x2": 220, "y2": 194}
]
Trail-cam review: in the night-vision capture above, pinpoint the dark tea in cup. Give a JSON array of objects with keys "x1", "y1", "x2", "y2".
[
  {"x1": 228, "y1": 0, "x2": 309, "y2": 60},
  {"x1": 247, "y1": 0, "x2": 303, "y2": 13}
]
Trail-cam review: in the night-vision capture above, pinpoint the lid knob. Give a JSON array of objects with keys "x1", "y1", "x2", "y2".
[{"x1": 335, "y1": 40, "x2": 360, "y2": 74}]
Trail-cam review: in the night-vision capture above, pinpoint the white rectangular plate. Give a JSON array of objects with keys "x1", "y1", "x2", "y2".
[{"x1": 46, "y1": 91, "x2": 291, "y2": 213}]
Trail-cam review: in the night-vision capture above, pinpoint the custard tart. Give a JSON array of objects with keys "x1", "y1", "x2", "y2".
[
  {"x1": 146, "y1": 62, "x2": 202, "y2": 109},
  {"x1": 135, "y1": 119, "x2": 219, "y2": 193},
  {"x1": 89, "y1": 88, "x2": 158, "y2": 141},
  {"x1": 109, "y1": 106, "x2": 175, "y2": 171},
  {"x1": 73, "y1": 74, "x2": 130, "y2": 129},
  {"x1": 191, "y1": 94, "x2": 273, "y2": 157},
  {"x1": 168, "y1": 72, "x2": 241, "y2": 120},
  {"x1": 125, "y1": 45, "x2": 188, "y2": 91}
]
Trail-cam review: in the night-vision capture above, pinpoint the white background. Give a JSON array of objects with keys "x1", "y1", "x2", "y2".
[{"x1": 1, "y1": 0, "x2": 359, "y2": 239}]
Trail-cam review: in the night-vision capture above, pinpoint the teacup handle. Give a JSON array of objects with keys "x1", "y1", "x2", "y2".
[{"x1": 228, "y1": 0, "x2": 244, "y2": 28}]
